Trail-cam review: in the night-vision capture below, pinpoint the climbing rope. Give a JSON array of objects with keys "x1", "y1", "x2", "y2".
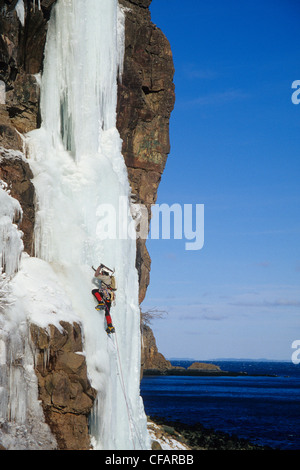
[
  {"x1": 109, "y1": 330, "x2": 145, "y2": 450},
  {"x1": 113, "y1": 332, "x2": 137, "y2": 449}
]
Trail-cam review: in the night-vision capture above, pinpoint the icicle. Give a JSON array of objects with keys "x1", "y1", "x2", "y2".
[
  {"x1": 32, "y1": 0, "x2": 41, "y2": 13},
  {"x1": 15, "y1": 0, "x2": 25, "y2": 27},
  {"x1": 117, "y1": 4, "x2": 126, "y2": 82},
  {"x1": 0, "y1": 181, "x2": 23, "y2": 277},
  {"x1": 43, "y1": 347, "x2": 50, "y2": 370}
]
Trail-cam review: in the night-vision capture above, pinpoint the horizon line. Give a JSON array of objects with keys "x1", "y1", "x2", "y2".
[{"x1": 167, "y1": 357, "x2": 292, "y2": 362}]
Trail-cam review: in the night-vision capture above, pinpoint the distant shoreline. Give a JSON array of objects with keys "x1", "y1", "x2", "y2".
[
  {"x1": 143, "y1": 362, "x2": 278, "y2": 378},
  {"x1": 168, "y1": 358, "x2": 290, "y2": 362},
  {"x1": 143, "y1": 369, "x2": 277, "y2": 377}
]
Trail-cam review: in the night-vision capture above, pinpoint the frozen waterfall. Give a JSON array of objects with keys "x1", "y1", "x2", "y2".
[{"x1": 1, "y1": 0, "x2": 150, "y2": 450}]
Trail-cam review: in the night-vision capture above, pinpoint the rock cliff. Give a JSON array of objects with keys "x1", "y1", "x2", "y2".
[
  {"x1": 117, "y1": 0, "x2": 175, "y2": 303},
  {"x1": 30, "y1": 321, "x2": 97, "y2": 450},
  {"x1": 0, "y1": 0, "x2": 174, "y2": 450},
  {"x1": 141, "y1": 324, "x2": 172, "y2": 373}
]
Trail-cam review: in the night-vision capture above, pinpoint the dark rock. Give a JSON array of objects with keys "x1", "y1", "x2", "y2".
[
  {"x1": 30, "y1": 322, "x2": 97, "y2": 450},
  {"x1": 141, "y1": 323, "x2": 172, "y2": 375},
  {"x1": 151, "y1": 440, "x2": 162, "y2": 450},
  {"x1": 150, "y1": 417, "x2": 274, "y2": 451}
]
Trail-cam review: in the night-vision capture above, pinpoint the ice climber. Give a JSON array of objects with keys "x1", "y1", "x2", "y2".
[{"x1": 92, "y1": 264, "x2": 116, "y2": 334}]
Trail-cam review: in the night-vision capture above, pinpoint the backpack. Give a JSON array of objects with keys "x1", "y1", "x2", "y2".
[
  {"x1": 97, "y1": 273, "x2": 116, "y2": 291},
  {"x1": 110, "y1": 275, "x2": 116, "y2": 291}
]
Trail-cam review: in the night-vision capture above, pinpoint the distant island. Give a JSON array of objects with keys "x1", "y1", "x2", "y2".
[
  {"x1": 143, "y1": 361, "x2": 277, "y2": 377},
  {"x1": 143, "y1": 361, "x2": 240, "y2": 376},
  {"x1": 141, "y1": 326, "x2": 278, "y2": 377}
]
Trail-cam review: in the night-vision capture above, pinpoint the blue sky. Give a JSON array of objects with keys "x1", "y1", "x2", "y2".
[{"x1": 141, "y1": 0, "x2": 300, "y2": 361}]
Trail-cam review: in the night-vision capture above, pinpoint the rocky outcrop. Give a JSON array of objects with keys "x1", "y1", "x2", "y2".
[
  {"x1": 149, "y1": 417, "x2": 270, "y2": 450},
  {"x1": 30, "y1": 321, "x2": 97, "y2": 450},
  {"x1": 141, "y1": 327, "x2": 225, "y2": 377},
  {"x1": 188, "y1": 362, "x2": 221, "y2": 372},
  {"x1": 147, "y1": 419, "x2": 191, "y2": 451},
  {"x1": 0, "y1": 1, "x2": 56, "y2": 150},
  {"x1": 141, "y1": 323, "x2": 172, "y2": 373}
]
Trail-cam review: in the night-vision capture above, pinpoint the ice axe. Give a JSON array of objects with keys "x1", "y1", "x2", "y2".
[{"x1": 92, "y1": 264, "x2": 115, "y2": 275}]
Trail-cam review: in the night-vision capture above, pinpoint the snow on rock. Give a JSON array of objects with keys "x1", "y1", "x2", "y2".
[
  {"x1": 11, "y1": 255, "x2": 81, "y2": 331},
  {"x1": 0, "y1": 147, "x2": 26, "y2": 163},
  {"x1": 147, "y1": 420, "x2": 191, "y2": 451}
]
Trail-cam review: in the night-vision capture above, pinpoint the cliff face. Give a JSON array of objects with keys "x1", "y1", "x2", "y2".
[
  {"x1": 30, "y1": 322, "x2": 97, "y2": 450},
  {"x1": 117, "y1": 0, "x2": 175, "y2": 303},
  {"x1": 0, "y1": 0, "x2": 57, "y2": 150},
  {"x1": 141, "y1": 324, "x2": 172, "y2": 372},
  {"x1": 0, "y1": 0, "x2": 174, "y2": 449}
]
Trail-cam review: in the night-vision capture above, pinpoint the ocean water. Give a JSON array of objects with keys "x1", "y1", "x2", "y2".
[{"x1": 140, "y1": 361, "x2": 300, "y2": 450}]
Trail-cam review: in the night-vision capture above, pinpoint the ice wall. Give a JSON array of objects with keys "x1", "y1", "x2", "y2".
[
  {"x1": 0, "y1": 172, "x2": 57, "y2": 449},
  {"x1": 24, "y1": 0, "x2": 149, "y2": 450},
  {"x1": 0, "y1": 180, "x2": 23, "y2": 277}
]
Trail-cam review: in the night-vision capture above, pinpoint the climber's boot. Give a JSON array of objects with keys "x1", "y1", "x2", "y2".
[
  {"x1": 95, "y1": 301, "x2": 105, "y2": 310},
  {"x1": 106, "y1": 324, "x2": 115, "y2": 334}
]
